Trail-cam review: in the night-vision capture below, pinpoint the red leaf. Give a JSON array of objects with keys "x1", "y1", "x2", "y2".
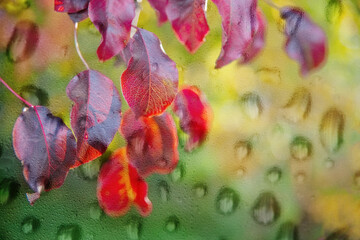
[
  {"x1": 165, "y1": 0, "x2": 209, "y2": 53},
  {"x1": 54, "y1": 0, "x2": 89, "y2": 13},
  {"x1": 148, "y1": 0, "x2": 168, "y2": 25},
  {"x1": 97, "y1": 148, "x2": 152, "y2": 217},
  {"x1": 121, "y1": 28, "x2": 178, "y2": 118},
  {"x1": 66, "y1": 70, "x2": 122, "y2": 168},
  {"x1": 88, "y1": 0, "x2": 135, "y2": 61},
  {"x1": 12, "y1": 106, "x2": 76, "y2": 204},
  {"x1": 280, "y1": 7, "x2": 327, "y2": 76},
  {"x1": 173, "y1": 86, "x2": 212, "y2": 151},
  {"x1": 211, "y1": 0, "x2": 259, "y2": 68},
  {"x1": 120, "y1": 109, "x2": 179, "y2": 177}
]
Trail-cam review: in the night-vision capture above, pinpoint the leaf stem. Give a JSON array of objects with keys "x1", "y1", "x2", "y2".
[
  {"x1": 0, "y1": 77, "x2": 33, "y2": 107},
  {"x1": 262, "y1": 0, "x2": 281, "y2": 10},
  {"x1": 74, "y1": 22, "x2": 90, "y2": 70}
]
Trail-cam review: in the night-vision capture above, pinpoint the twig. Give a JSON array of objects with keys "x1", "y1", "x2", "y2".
[
  {"x1": 0, "y1": 77, "x2": 33, "y2": 107},
  {"x1": 74, "y1": 22, "x2": 90, "y2": 70}
]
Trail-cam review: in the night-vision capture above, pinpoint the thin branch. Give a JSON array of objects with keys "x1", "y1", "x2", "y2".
[
  {"x1": 74, "y1": 22, "x2": 90, "y2": 70},
  {"x1": 262, "y1": 0, "x2": 281, "y2": 10},
  {"x1": 0, "y1": 77, "x2": 33, "y2": 107}
]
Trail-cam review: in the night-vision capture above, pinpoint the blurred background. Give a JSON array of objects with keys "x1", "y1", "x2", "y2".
[{"x1": 1, "y1": 0, "x2": 360, "y2": 239}]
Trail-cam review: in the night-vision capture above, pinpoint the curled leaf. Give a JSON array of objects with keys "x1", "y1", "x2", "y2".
[
  {"x1": 280, "y1": 7, "x2": 327, "y2": 76},
  {"x1": 66, "y1": 70, "x2": 122, "y2": 168},
  {"x1": 12, "y1": 106, "x2": 76, "y2": 205},
  {"x1": 173, "y1": 86, "x2": 212, "y2": 151},
  {"x1": 97, "y1": 148, "x2": 152, "y2": 217},
  {"x1": 148, "y1": 0, "x2": 168, "y2": 25},
  {"x1": 54, "y1": 0, "x2": 89, "y2": 13},
  {"x1": 121, "y1": 28, "x2": 178, "y2": 118},
  {"x1": 165, "y1": 0, "x2": 209, "y2": 53},
  {"x1": 120, "y1": 109, "x2": 179, "y2": 177}
]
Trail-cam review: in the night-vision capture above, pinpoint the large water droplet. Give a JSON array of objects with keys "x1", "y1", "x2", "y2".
[
  {"x1": 319, "y1": 108, "x2": 344, "y2": 153},
  {"x1": 21, "y1": 216, "x2": 40, "y2": 234},
  {"x1": 0, "y1": 178, "x2": 20, "y2": 205},
  {"x1": 252, "y1": 192, "x2": 281, "y2": 225},
  {"x1": 20, "y1": 85, "x2": 49, "y2": 106},
  {"x1": 234, "y1": 140, "x2": 251, "y2": 161},
  {"x1": 169, "y1": 162, "x2": 185, "y2": 183},
  {"x1": 164, "y1": 215, "x2": 180, "y2": 233},
  {"x1": 240, "y1": 92, "x2": 263, "y2": 119},
  {"x1": 56, "y1": 224, "x2": 81, "y2": 240},
  {"x1": 276, "y1": 221, "x2": 298, "y2": 240},
  {"x1": 326, "y1": 0, "x2": 343, "y2": 23},
  {"x1": 127, "y1": 217, "x2": 142, "y2": 240},
  {"x1": 158, "y1": 181, "x2": 170, "y2": 202},
  {"x1": 89, "y1": 202, "x2": 102, "y2": 220},
  {"x1": 290, "y1": 136, "x2": 312, "y2": 161},
  {"x1": 325, "y1": 229, "x2": 348, "y2": 240},
  {"x1": 77, "y1": 159, "x2": 101, "y2": 181},
  {"x1": 193, "y1": 183, "x2": 208, "y2": 198},
  {"x1": 282, "y1": 88, "x2": 311, "y2": 122},
  {"x1": 266, "y1": 167, "x2": 282, "y2": 184},
  {"x1": 215, "y1": 187, "x2": 240, "y2": 215}
]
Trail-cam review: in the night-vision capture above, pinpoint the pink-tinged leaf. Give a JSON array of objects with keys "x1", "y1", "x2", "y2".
[
  {"x1": 88, "y1": 0, "x2": 135, "y2": 61},
  {"x1": 97, "y1": 148, "x2": 152, "y2": 217},
  {"x1": 165, "y1": 0, "x2": 209, "y2": 53},
  {"x1": 212, "y1": 0, "x2": 258, "y2": 68},
  {"x1": 121, "y1": 28, "x2": 178, "y2": 118},
  {"x1": 148, "y1": 0, "x2": 168, "y2": 25},
  {"x1": 173, "y1": 86, "x2": 212, "y2": 151},
  {"x1": 120, "y1": 109, "x2": 179, "y2": 177},
  {"x1": 66, "y1": 70, "x2": 122, "y2": 168},
  {"x1": 54, "y1": 0, "x2": 89, "y2": 13},
  {"x1": 280, "y1": 7, "x2": 327, "y2": 76},
  {"x1": 12, "y1": 106, "x2": 76, "y2": 204}
]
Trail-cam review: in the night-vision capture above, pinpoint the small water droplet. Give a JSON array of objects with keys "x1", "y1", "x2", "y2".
[
  {"x1": 127, "y1": 217, "x2": 142, "y2": 240},
  {"x1": 164, "y1": 215, "x2": 179, "y2": 233},
  {"x1": 290, "y1": 136, "x2": 312, "y2": 161},
  {"x1": 252, "y1": 192, "x2": 281, "y2": 226},
  {"x1": 257, "y1": 67, "x2": 281, "y2": 85},
  {"x1": 240, "y1": 92, "x2": 263, "y2": 119},
  {"x1": 22, "y1": 107, "x2": 29, "y2": 112},
  {"x1": 282, "y1": 88, "x2": 311, "y2": 122},
  {"x1": 266, "y1": 167, "x2": 282, "y2": 184},
  {"x1": 295, "y1": 172, "x2": 306, "y2": 184},
  {"x1": 77, "y1": 159, "x2": 101, "y2": 181},
  {"x1": 56, "y1": 224, "x2": 81, "y2": 240},
  {"x1": 234, "y1": 141, "x2": 251, "y2": 161},
  {"x1": 193, "y1": 183, "x2": 208, "y2": 198},
  {"x1": 235, "y1": 166, "x2": 246, "y2": 178},
  {"x1": 158, "y1": 181, "x2": 170, "y2": 202},
  {"x1": 169, "y1": 162, "x2": 185, "y2": 183},
  {"x1": 89, "y1": 202, "x2": 102, "y2": 220},
  {"x1": 353, "y1": 171, "x2": 360, "y2": 187},
  {"x1": 20, "y1": 85, "x2": 49, "y2": 106},
  {"x1": 215, "y1": 187, "x2": 240, "y2": 215},
  {"x1": 324, "y1": 158, "x2": 335, "y2": 169},
  {"x1": 151, "y1": 62, "x2": 159, "y2": 71},
  {"x1": 276, "y1": 221, "x2": 298, "y2": 240},
  {"x1": 0, "y1": 178, "x2": 20, "y2": 205},
  {"x1": 21, "y1": 216, "x2": 40, "y2": 234},
  {"x1": 319, "y1": 108, "x2": 345, "y2": 153}
]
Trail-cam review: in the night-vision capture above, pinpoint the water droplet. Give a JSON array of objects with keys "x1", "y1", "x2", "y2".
[
  {"x1": 77, "y1": 159, "x2": 101, "y2": 180},
  {"x1": 158, "y1": 181, "x2": 170, "y2": 202},
  {"x1": 164, "y1": 215, "x2": 179, "y2": 233},
  {"x1": 324, "y1": 158, "x2": 335, "y2": 169},
  {"x1": 89, "y1": 202, "x2": 102, "y2": 220},
  {"x1": 282, "y1": 88, "x2": 311, "y2": 122},
  {"x1": 0, "y1": 178, "x2": 20, "y2": 205},
  {"x1": 257, "y1": 67, "x2": 281, "y2": 85},
  {"x1": 326, "y1": 0, "x2": 343, "y2": 23},
  {"x1": 20, "y1": 85, "x2": 49, "y2": 106},
  {"x1": 240, "y1": 92, "x2": 263, "y2": 119},
  {"x1": 319, "y1": 108, "x2": 344, "y2": 153},
  {"x1": 169, "y1": 162, "x2": 185, "y2": 183},
  {"x1": 354, "y1": 171, "x2": 360, "y2": 187},
  {"x1": 215, "y1": 187, "x2": 240, "y2": 215},
  {"x1": 235, "y1": 167, "x2": 246, "y2": 177},
  {"x1": 151, "y1": 62, "x2": 159, "y2": 71},
  {"x1": 325, "y1": 229, "x2": 349, "y2": 240},
  {"x1": 276, "y1": 221, "x2": 298, "y2": 240},
  {"x1": 0, "y1": 143, "x2": 2, "y2": 158},
  {"x1": 56, "y1": 224, "x2": 81, "y2": 240},
  {"x1": 234, "y1": 141, "x2": 251, "y2": 161},
  {"x1": 295, "y1": 172, "x2": 306, "y2": 184},
  {"x1": 127, "y1": 217, "x2": 142, "y2": 240},
  {"x1": 21, "y1": 216, "x2": 40, "y2": 234},
  {"x1": 252, "y1": 192, "x2": 281, "y2": 226},
  {"x1": 290, "y1": 136, "x2": 312, "y2": 161},
  {"x1": 266, "y1": 167, "x2": 282, "y2": 184},
  {"x1": 193, "y1": 183, "x2": 208, "y2": 198}
]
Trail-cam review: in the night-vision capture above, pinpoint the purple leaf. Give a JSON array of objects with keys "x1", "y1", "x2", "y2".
[{"x1": 148, "y1": 0, "x2": 168, "y2": 25}]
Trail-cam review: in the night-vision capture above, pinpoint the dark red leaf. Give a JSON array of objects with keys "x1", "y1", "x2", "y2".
[
  {"x1": 148, "y1": 0, "x2": 168, "y2": 25},
  {"x1": 211, "y1": 0, "x2": 259, "y2": 68},
  {"x1": 120, "y1": 109, "x2": 179, "y2": 177},
  {"x1": 173, "y1": 86, "x2": 212, "y2": 151},
  {"x1": 121, "y1": 28, "x2": 178, "y2": 118},
  {"x1": 280, "y1": 7, "x2": 327, "y2": 76},
  {"x1": 97, "y1": 148, "x2": 152, "y2": 217},
  {"x1": 66, "y1": 70, "x2": 122, "y2": 168},
  {"x1": 54, "y1": 0, "x2": 89, "y2": 13},
  {"x1": 88, "y1": 0, "x2": 135, "y2": 61},
  {"x1": 12, "y1": 106, "x2": 76, "y2": 204},
  {"x1": 68, "y1": 8, "x2": 89, "y2": 23},
  {"x1": 165, "y1": 0, "x2": 209, "y2": 53}
]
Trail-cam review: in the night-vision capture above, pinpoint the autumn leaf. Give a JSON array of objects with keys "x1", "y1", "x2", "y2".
[
  {"x1": 173, "y1": 86, "x2": 212, "y2": 151},
  {"x1": 148, "y1": 0, "x2": 168, "y2": 25},
  {"x1": 97, "y1": 148, "x2": 152, "y2": 217},
  {"x1": 12, "y1": 106, "x2": 76, "y2": 205},
  {"x1": 120, "y1": 109, "x2": 179, "y2": 177},
  {"x1": 54, "y1": 0, "x2": 89, "y2": 13},
  {"x1": 66, "y1": 70, "x2": 122, "y2": 168},
  {"x1": 121, "y1": 28, "x2": 178, "y2": 118}
]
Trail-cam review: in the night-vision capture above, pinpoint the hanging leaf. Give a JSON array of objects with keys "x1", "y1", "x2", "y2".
[
  {"x1": 165, "y1": 0, "x2": 209, "y2": 53},
  {"x1": 120, "y1": 109, "x2": 179, "y2": 177},
  {"x1": 54, "y1": 0, "x2": 90, "y2": 13},
  {"x1": 66, "y1": 70, "x2": 122, "y2": 168},
  {"x1": 173, "y1": 86, "x2": 212, "y2": 151},
  {"x1": 88, "y1": 0, "x2": 135, "y2": 61},
  {"x1": 97, "y1": 148, "x2": 152, "y2": 217},
  {"x1": 12, "y1": 106, "x2": 76, "y2": 205},
  {"x1": 280, "y1": 7, "x2": 327, "y2": 76},
  {"x1": 121, "y1": 28, "x2": 178, "y2": 118},
  {"x1": 148, "y1": 0, "x2": 168, "y2": 25},
  {"x1": 211, "y1": 0, "x2": 259, "y2": 68}
]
